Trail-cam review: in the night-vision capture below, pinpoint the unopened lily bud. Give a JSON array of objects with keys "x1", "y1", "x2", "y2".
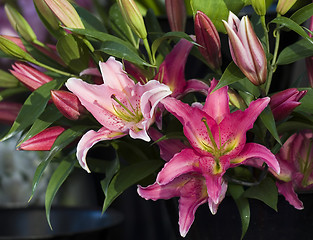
[
  {"x1": 1, "y1": 36, "x2": 27, "y2": 52},
  {"x1": 0, "y1": 102, "x2": 22, "y2": 125},
  {"x1": 117, "y1": 0, "x2": 147, "y2": 39},
  {"x1": 43, "y1": 0, "x2": 84, "y2": 29},
  {"x1": 18, "y1": 126, "x2": 65, "y2": 151},
  {"x1": 33, "y1": 0, "x2": 61, "y2": 31},
  {"x1": 10, "y1": 62, "x2": 53, "y2": 91},
  {"x1": 223, "y1": 12, "x2": 267, "y2": 86},
  {"x1": 4, "y1": 4, "x2": 37, "y2": 42},
  {"x1": 270, "y1": 88, "x2": 307, "y2": 121},
  {"x1": 0, "y1": 70, "x2": 19, "y2": 88},
  {"x1": 165, "y1": 0, "x2": 186, "y2": 32},
  {"x1": 276, "y1": 0, "x2": 297, "y2": 15},
  {"x1": 0, "y1": 36, "x2": 35, "y2": 62},
  {"x1": 227, "y1": 89, "x2": 247, "y2": 110},
  {"x1": 195, "y1": 11, "x2": 222, "y2": 72},
  {"x1": 51, "y1": 90, "x2": 85, "y2": 120},
  {"x1": 251, "y1": 0, "x2": 267, "y2": 16}
]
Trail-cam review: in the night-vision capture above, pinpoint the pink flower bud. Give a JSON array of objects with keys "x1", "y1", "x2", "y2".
[
  {"x1": 10, "y1": 62, "x2": 53, "y2": 91},
  {"x1": 165, "y1": 0, "x2": 186, "y2": 32},
  {"x1": 18, "y1": 126, "x2": 65, "y2": 151},
  {"x1": 0, "y1": 102, "x2": 22, "y2": 125},
  {"x1": 270, "y1": 88, "x2": 307, "y2": 121},
  {"x1": 51, "y1": 90, "x2": 85, "y2": 120},
  {"x1": 223, "y1": 12, "x2": 267, "y2": 86},
  {"x1": 194, "y1": 11, "x2": 222, "y2": 72}
]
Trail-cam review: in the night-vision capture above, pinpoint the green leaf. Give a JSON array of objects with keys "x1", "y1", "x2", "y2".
[
  {"x1": 0, "y1": 78, "x2": 66, "y2": 142},
  {"x1": 290, "y1": 3, "x2": 313, "y2": 26},
  {"x1": 190, "y1": 0, "x2": 248, "y2": 33},
  {"x1": 277, "y1": 38, "x2": 313, "y2": 65},
  {"x1": 270, "y1": 16, "x2": 313, "y2": 44},
  {"x1": 294, "y1": 88, "x2": 313, "y2": 114},
  {"x1": 228, "y1": 184, "x2": 250, "y2": 240},
  {"x1": 0, "y1": 69, "x2": 19, "y2": 88},
  {"x1": 277, "y1": 121, "x2": 313, "y2": 134},
  {"x1": 151, "y1": 31, "x2": 194, "y2": 61},
  {"x1": 212, "y1": 62, "x2": 246, "y2": 92},
  {"x1": 259, "y1": 105, "x2": 281, "y2": 145},
  {"x1": 0, "y1": 87, "x2": 28, "y2": 101},
  {"x1": 45, "y1": 155, "x2": 76, "y2": 229},
  {"x1": 102, "y1": 160, "x2": 163, "y2": 212},
  {"x1": 243, "y1": 177, "x2": 278, "y2": 211},
  {"x1": 30, "y1": 125, "x2": 89, "y2": 201},
  {"x1": 98, "y1": 41, "x2": 154, "y2": 67},
  {"x1": 18, "y1": 104, "x2": 63, "y2": 146},
  {"x1": 75, "y1": 5, "x2": 107, "y2": 33},
  {"x1": 56, "y1": 34, "x2": 90, "y2": 72}
]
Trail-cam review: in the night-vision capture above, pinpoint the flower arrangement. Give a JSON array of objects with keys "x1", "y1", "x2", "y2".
[{"x1": 0, "y1": 0, "x2": 313, "y2": 238}]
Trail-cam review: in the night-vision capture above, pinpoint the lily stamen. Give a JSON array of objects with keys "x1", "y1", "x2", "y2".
[
  {"x1": 111, "y1": 94, "x2": 136, "y2": 117},
  {"x1": 201, "y1": 117, "x2": 219, "y2": 154}
]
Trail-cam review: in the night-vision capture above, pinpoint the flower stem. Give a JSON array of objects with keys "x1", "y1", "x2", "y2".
[
  {"x1": 260, "y1": 16, "x2": 270, "y2": 56},
  {"x1": 34, "y1": 61, "x2": 76, "y2": 77},
  {"x1": 143, "y1": 37, "x2": 154, "y2": 65},
  {"x1": 265, "y1": 14, "x2": 281, "y2": 95}
]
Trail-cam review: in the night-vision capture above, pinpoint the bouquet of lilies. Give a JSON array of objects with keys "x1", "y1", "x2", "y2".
[{"x1": 0, "y1": 0, "x2": 313, "y2": 238}]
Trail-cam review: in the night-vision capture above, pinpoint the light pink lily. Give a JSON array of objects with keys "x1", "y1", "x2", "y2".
[
  {"x1": 270, "y1": 88, "x2": 307, "y2": 121},
  {"x1": 138, "y1": 79, "x2": 280, "y2": 237},
  {"x1": 223, "y1": 12, "x2": 267, "y2": 86},
  {"x1": 154, "y1": 38, "x2": 210, "y2": 98},
  {"x1": 271, "y1": 131, "x2": 313, "y2": 210},
  {"x1": 65, "y1": 57, "x2": 172, "y2": 172}
]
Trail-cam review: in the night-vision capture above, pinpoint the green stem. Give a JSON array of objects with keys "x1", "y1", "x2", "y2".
[
  {"x1": 143, "y1": 37, "x2": 154, "y2": 65},
  {"x1": 34, "y1": 61, "x2": 75, "y2": 77},
  {"x1": 265, "y1": 14, "x2": 281, "y2": 95},
  {"x1": 260, "y1": 16, "x2": 270, "y2": 56}
]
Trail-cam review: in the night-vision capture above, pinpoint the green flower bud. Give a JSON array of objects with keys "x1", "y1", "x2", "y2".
[
  {"x1": 276, "y1": 0, "x2": 297, "y2": 15},
  {"x1": 251, "y1": 0, "x2": 267, "y2": 16},
  {"x1": 117, "y1": 0, "x2": 147, "y2": 39}
]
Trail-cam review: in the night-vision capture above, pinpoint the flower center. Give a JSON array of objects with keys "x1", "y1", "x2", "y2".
[{"x1": 110, "y1": 94, "x2": 143, "y2": 123}]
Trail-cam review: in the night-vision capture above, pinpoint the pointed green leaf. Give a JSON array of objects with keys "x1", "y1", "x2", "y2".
[
  {"x1": 0, "y1": 87, "x2": 28, "y2": 101},
  {"x1": 277, "y1": 38, "x2": 313, "y2": 65},
  {"x1": 212, "y1": 62, "x2": 246, "y2": 92},
  {"x1": 102, "y1": 160, "x2": 163, "y2": 212},
  {"x1": 0, "y1": 78, "x2": 66, "y2": 142},
  {"x1": 259, "y1": 105, "x2": 281, "y2": 145},
  {"x1": 228, "y1": 184, "x2": 250, "y2": 240},
  {"x1": 290, "y1": 3, "x2": 313, "y2": 26},
  {"x1": 243, "y1": 177, "x2": 278, "y2": 211},
  {"x1": 75, "y1": 5, "x2": 107, "y2": 32},
  {"x1": 98, "y1": 41, "x2": 154, "y2": 67},
  {"x1": 45, "y1": 155, "x2": 76, "y2": 229},
  {"x1": 294, "y1": 88, "x2": 313, "y2": 113},
  {"x1": 270, "y1": 16, "x2": 313, "y2": 44},
  {"x1": 30, "y1": 125, "x2": 89, "y2": 201},
  {"x1": 18, "y1": 104, "x2": 63, "y2": 146},
  {"x1": 0, "y1": 70, "x2": 19, "y2": 88}
]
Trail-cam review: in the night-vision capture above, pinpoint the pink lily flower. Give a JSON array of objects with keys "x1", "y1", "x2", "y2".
[
  {"x1": 10, "y1": 62, "x2": 53, "y2": 91},
  {"x1": 154, "y1": 38, "x2": 210, "y2": 98},
  {"x1": 138, "y1": 79, "x2": 280, "y2": 237},
  {"x1": 271, "y1": 131, "x2": 313, "y2": 210},
  {"x1": 223, "y1": 12, "x2": 267, "y2": 86},
  {"x1": 270, "y1": 88, "x2": 307, "y2": 121},
  {"x1": 65, "y1": 57, "x2": 172, "y2": 172},
  {"x1": 18, "y1": 126, "x2": 65, "y2": 151}
]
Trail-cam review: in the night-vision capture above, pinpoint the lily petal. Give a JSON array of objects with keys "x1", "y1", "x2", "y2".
[
  {"x1": 231, "y1": 142, "x2": 280, "y2": 174},
  {"x1": 276, "y1": 181, "x2": 304, "y2": 210},
  {"x1": 156, "y1": 148, "x2": 201, "y2": 185},
  {"x1": 208, "y1": 179, "x2": 227, "y2": 214},
  {"x1": 99, "y1": 56, "x2": 135, "y2": 91},
  {"x1": 76, "y1": 127, "x2": 126, "y2": 172}
]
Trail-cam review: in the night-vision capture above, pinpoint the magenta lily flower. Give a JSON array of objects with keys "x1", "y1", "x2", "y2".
[
  {"x1": 138, "y1": 79, "x2": 280, "y2": 237},
  {"x1": 270, "y1": 88, "x2": 307, "y2": 121},
  {"x1": 223, "y1": 12, "x2": 267, "y2": 86},
  {"x1": 154, "y1": 38, "x2": 210, "y2": 98},
  {"x1": 65, "y1": 57, "x2": 172, "y2": 172},
  {"x1": 271, "y1": 131, "x2": 313, "y2": 210}
]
